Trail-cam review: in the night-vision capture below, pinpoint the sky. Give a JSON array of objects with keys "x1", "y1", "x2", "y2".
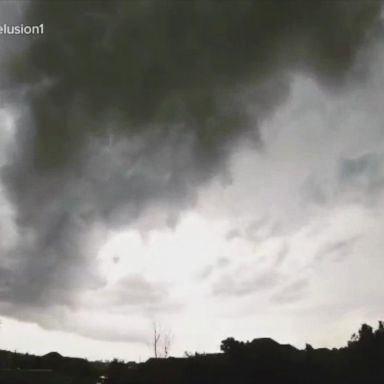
[{"x1": 0, "y1": 0, "x2": 384, "y2": 362}]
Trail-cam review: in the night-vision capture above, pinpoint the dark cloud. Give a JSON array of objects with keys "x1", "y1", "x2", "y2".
[
  {"x1": 0, "y1": 273, "x2": 174, "y2": 344},
  {"x1": 0, "y1": 300, "x2": 149, "y2": 344},
  {"x1": 338, "y1": 153, "x2": 384, "y2": 195},
  {"x1": 0, "y1": 1, "x2": 381, "y2": 322},
  {"x1": 304, "y1": 152, "x2": 384, "y2": 209},
  {"x1": 104, "y1": 275, "x2": 171, "y2": 309},
  {"x1": 0, "y1": 2, "x2": 28, "y2": 64},
  {"x1": 9, "y1": 1, "x2": 380, "y2": 167}
]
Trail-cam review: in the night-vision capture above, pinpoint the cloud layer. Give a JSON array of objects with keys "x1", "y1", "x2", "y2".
[{"x1": 0, "y1": 1, "x2": 382, "y2": 349}]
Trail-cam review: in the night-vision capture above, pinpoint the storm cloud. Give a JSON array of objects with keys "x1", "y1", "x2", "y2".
[{"x1": 0, "y1": 0, "x2": 382, "y2": 335}]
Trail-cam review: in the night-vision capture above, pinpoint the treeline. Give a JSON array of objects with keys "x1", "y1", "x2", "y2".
[
  {"x1": 107, "y1": 321, "x2": 384, "y2": 384},
  {"x1": 0, "y1": 350, "x2": 105, "y2": 382},
  {"x1": 1, "y1": 321, "x2": 384, "y2": 383}
]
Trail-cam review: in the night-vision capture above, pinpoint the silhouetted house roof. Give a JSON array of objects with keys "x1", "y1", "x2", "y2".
[
  {"x1": 42, "y1": 352, "x2": 63, "y2": 359},
  {"x1": 251, "y1": 338, "x2": 280, "y2": 346}
]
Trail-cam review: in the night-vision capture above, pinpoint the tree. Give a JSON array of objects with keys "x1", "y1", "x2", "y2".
[
  {"x1": 376, "y1": 321, "x2": 384, "y2": 334},
  {"x1": 359, "y1": 324, "x2": 374, "y2": 342},
  {"x1": 305, "y1": 343, "x2": 314, "y2": 352},
  {"x1": 163, "y1": 332, "x2": 172, "y2": 358},
  {"x1": 152, "y1": 321, "x2": 173, "y2": 358},
  {"x1": 152, "y1": 322, "x2": 161, "y2": 358},
  {"x1": 220, "y1": 337, "x2": 241, "y2": 354}
]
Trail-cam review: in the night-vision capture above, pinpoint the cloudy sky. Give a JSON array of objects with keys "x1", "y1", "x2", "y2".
[{"x1": 0, "y1": 0, "x2": 384, "y2": 361}]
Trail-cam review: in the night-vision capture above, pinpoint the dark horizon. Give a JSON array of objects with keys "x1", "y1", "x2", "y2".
[{"x1": 1, "y1": 320, "x2": 384, "y2": 384}]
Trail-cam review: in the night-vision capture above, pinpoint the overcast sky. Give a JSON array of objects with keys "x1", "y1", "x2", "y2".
[{"x1": 0, "y1": 1, "x2": 384, "y2": 361}]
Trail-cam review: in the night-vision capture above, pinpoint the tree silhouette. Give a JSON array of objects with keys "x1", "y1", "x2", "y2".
[
  {"x1": 152, "y1": 321, "x2": 173, "y2": 358},
  {"x1": 152, "y1": 322, "x2": 161, "y2": 358},
  {"x1": 220, "y1": 337, "x2": 242, "y2": 354}
]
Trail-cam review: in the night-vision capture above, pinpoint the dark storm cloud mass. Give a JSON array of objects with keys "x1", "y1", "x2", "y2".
[
  {"x1": 0, "y1": 1, "x2": 382, "y2": 319},
  {"x1": 10, "y1": 0, "x2": 382, "y2": 169}
]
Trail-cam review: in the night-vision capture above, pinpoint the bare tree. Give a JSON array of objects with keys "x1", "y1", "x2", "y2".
[
  {"x1": 163, "y1": 331, "x2": 173, "y2": 358},
  {"x1": 152, "y1": 321, "x2": 161, "y2": 358},
  {"x1": 151, "y1": 321, "x2": 173, "y2": 358}
]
